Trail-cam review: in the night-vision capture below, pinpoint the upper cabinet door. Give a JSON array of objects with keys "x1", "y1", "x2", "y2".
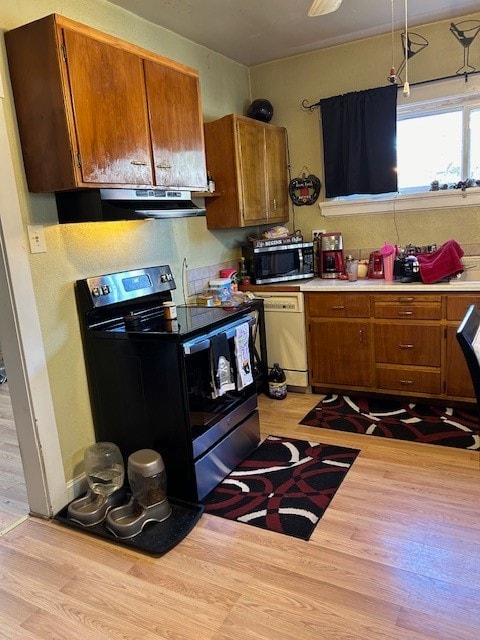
[
  {"x1": 63, "y1": 29, "x2": 152, "y2": 186},
  {"x1": 236, "y1": 118, "x2": 268, "y2": 225},
  {"x1": 145, "y1": 61, "x2": 207, "y2": 190},
  {"x1": 265, "y1": 126, "x2": 289, "y2": 222}
]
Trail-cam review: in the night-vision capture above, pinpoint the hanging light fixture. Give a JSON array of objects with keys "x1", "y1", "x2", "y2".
[
  {"x1": 388, "y1": 0, "x2": 397, "y2": 83},
  {"x1": 403, "y1": 0, "x2": 410, "y2": 96},
  {"x1": 308, "y1": 0, "x2": 343, "y2": 17}
]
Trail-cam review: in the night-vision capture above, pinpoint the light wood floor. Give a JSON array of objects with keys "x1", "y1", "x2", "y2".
[
  {"x1": 0, "y1": 382, "x2": 29, "y2": 533},
  {"x1": 1, "y1": 391, "x2": 479, "y2": 639}
]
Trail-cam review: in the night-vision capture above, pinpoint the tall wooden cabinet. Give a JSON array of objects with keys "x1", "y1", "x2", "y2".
[
  {"x1": 203, "y1": 114, "x2": 289, "y2": 229},
  {"x1": 305, "y1": 291, "x2": 480, "y2": 403},
  {"x1": 5, "y1": 14, "x2": 207, "y2": 192}
]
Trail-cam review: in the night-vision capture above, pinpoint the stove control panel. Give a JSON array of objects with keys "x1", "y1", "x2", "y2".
[{"x1": 78, "y1": 265, "x2": 176, "y2": 309}]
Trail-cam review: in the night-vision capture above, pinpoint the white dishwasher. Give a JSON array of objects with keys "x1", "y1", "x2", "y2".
[{"x1": 254, "y1": 291, "x2": 309, "y2": 391}]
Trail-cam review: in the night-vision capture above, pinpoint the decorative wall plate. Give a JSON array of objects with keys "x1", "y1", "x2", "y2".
[{"x1": 289, "y1": 173, "x2": 321, "y2": 205}]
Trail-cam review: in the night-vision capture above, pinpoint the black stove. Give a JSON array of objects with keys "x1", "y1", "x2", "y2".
[{"x1": 75, "y1": 265, "x2": 263, "y2": 501}]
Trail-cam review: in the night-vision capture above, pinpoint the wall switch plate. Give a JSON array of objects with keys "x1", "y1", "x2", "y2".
[
  {"x1": 27, "y1": 225, "x2": 47, "y2": 254},
  {"x1": 312, "y1": 229, "x2": 326, "y2": 240}
]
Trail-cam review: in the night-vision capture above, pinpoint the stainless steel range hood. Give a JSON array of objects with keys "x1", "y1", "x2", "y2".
[{"x1": 55, "y1": 188, "x2": 206, "y2": 223}]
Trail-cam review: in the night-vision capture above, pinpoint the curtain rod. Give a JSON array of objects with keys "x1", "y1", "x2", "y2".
[{"x1": 301, "y1": 69, "x2": 480, "y2": 112}]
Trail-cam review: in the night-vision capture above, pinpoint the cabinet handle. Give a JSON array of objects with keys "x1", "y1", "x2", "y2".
[
  {"x1": 359, "y1": 328, "x2": 365, "y2": 343},
  {"x1": 398, "y1": 297, "x2": 414, "y2": 303},
  {"x1": 398, "y1": 343, "x2": 414, "y2": 349},
  {"x1": 398, "y1": 379, "x2": 415, "y2": 385},
  {"x1": 273, "y1": 198, "x2": 277, "y2": 209},
  {"x1": 397, "y1": 310, "x2": 414, "y2": 316},
  {"x1": 331, "y1": 305, "x2": 346, "y2": 310},
  {"x1": 156, "y1": 163, "x2": 172, "y2": 169},
  {"x1": 130, "y1": 160, "x2": 148, "y2": 166}
]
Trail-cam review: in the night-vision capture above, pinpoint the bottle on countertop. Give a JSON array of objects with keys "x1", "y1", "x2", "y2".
[
  {"x1": 268, "y1": 363, "x2": 287, "y2": 400},
  {"x1": 207, "y1": 172, "x2": 215, "y2": 193},
  {"x1": 238, "y1": 256, "x2": 250, "y2": 285}
]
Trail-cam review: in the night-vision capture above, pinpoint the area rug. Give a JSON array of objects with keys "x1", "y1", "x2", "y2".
[
  {"x1": 203, "y1": 435, "x2": 359, "y2": 541},
  {"x1": 299, "y1": 394, "x2": 480, "y2": 451}
]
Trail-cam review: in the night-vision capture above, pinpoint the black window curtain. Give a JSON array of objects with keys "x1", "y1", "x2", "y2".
[{"x1": 320, "y1": 85, "x2": 398, "y2": 198}]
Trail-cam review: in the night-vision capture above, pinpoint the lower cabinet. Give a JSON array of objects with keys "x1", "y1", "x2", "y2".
[
  {"x1": 305, "y1": 291, "x2": 480, "y2": 402},
  {"x1": 309, "y1": 319, "x2": 373, "y2": 388}
]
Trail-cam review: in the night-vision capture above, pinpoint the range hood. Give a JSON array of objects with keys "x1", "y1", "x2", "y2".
[{"x1": 55, "y1": 188, "x2": 206, "y2": 223}]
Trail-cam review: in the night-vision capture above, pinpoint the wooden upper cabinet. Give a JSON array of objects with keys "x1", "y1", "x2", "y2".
[
  {"x1": 203, "y1": 114, "x2": 289, "y2": 229},
  {"x1": 64, "y1": 28, "x2": 152, "y2": 186},
  {"x1": 5, "y1": 14, "x2": 207, "y2": 192},
  {"x1": 145, "y1": 62, "x2": 206, "y2": 190},
  {"x1": 265, "y1": 126, "x2": 289, "y2": 220},
  {"x1": 236, "y1": 117, "x2": 269, "y2": 225}
]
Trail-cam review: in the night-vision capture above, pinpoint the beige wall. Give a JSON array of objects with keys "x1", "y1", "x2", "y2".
[
  {"x1": 250, "y1": 12, "x2": 480, "y2": 255},
  {"x1": 0, "y1": 0, "x2": 253, "y2": 482}
]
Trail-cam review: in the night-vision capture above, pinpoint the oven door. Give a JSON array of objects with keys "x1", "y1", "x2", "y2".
[{"x1": 182, "y1": 316, "x2": 256, "y2": 457}]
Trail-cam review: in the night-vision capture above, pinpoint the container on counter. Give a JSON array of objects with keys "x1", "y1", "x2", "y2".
[{"x1": 162, "y1": 301, "x2": 177, "y2": 320}]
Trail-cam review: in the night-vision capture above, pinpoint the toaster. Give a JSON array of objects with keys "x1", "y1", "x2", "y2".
[{"x1": 367, "y1": 251, "x2": 384, "y2": 278}]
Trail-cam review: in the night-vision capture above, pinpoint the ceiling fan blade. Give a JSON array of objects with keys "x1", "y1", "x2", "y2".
[{"x1": 308, "y1": 0, "x2": 343, "y2": 17}]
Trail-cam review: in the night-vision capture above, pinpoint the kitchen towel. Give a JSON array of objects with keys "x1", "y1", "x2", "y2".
[
  {"x1": 417, "y1": 239, "x2": 464, "y2": 284},
  {"x1": 210, "y1": 333, "x2": 235, "y2": 398},
  {"x1": 234, "y1": 322, "x2": 253, "y2": 391}
]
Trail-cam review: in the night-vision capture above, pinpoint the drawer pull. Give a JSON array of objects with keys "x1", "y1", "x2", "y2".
[
  {"x1": 130, "y1": 160, "x2": 148, "y2": 166},
  {"x1": 156, "y1": 163, "x2": 172, "y2": 169},
  {"x1": 397, "y1": 310, "x2": 413, "y2": 316},
  {"x1": 398, "y1": 343, "x2": 414, "y2": 349},
  {"x1": 398, "y1": 297, "x2": 414, "y2": 303},
  {"x1": 398, "y1": 379, "x2": 415, "y2": 385},
  {"x1": 331, "y1": 305, "x2": 346, "y2": 310}
]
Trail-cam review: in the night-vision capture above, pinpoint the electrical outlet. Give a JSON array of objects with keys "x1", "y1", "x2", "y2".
[
  {"x1": 312, "y1": 229, "x2": 326, "y2": 240},
  {"x1": 27, "y1": 225, "x2": 47, "y2": 254}
]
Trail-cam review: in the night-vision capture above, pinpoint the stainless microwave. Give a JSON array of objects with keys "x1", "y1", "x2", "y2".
[{"x1": 242, "y1": 240, "x2": 314, "y2": 284}]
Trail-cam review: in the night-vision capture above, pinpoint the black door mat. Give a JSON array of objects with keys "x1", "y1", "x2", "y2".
[{"x1": 54, "y1": 496, "x2": 204, "y2": 556}]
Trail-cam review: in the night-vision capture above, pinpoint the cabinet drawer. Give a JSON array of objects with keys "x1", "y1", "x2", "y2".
[
  {"x1": 374, "y1": 294, "x2": 441, "y2": 320},
  {"x1": 374, "y1": 324, "x2": 442, "y2": 366},
  {"x1": 446, "y1": 295, "x2": 480, "y2": 321},
  {"x1": 306, "y1": 294, "x2": 370, "y2": 318},
  {"x1": 376, "y1": 366, "x2": 441, "y2": 394}
]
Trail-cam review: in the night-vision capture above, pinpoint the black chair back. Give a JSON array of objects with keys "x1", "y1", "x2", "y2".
[{"x1": 456, "y1": 304, "x2": 480, "y2": 413}]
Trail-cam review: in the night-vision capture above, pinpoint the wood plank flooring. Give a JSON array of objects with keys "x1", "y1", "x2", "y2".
[
  {"x1": 1, "y1": 391, "x2": 479, "y2": 639},
  {"x1": 0, "y1": 382, "x2": 29, "y2": 533}
]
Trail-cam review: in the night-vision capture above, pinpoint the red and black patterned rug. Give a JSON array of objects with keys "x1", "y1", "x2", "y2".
[
  {"x1": 300, "y1": 395, "x2": 480, "y2": 451},
  {"x1": 203, "y1": 435, "x2": 359, "y2": 541}
]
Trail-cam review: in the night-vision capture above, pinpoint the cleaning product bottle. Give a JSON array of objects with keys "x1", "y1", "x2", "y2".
[{"x1": 268, "y1": 363, "x2": 287, "y2": 400}]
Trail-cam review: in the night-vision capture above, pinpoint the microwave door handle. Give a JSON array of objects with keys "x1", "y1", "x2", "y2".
[{"x1": 298, "y1": 248, "x2": 304, "y2": 272}]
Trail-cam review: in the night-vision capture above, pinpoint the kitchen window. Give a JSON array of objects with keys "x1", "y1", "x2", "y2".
[{"x1": 321, "y1": 74, "x2": 480, "y2": 217}]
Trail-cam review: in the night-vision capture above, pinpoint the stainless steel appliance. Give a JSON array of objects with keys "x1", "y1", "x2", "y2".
[
  {"x1": 319, "y1": 232, "x2": 345, "y2": 279},
  {"x1": 75, "y1": 265, "x2": 261, "y2": 502},
  {"x1": 56, "y1": 188, "x2": 206, "y2": 223},
  {"x1": 242, "y1": 237, "x2": 314, "y2": 284}
]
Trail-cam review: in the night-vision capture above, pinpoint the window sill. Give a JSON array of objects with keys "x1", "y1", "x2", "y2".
[{"x1": 320, "y1": 187, "x2": 480, "y2": 217}]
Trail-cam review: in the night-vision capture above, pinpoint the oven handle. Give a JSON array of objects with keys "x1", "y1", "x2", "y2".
[{"x1": 182, "y1": 316, "x2": 254, "y2": 355}]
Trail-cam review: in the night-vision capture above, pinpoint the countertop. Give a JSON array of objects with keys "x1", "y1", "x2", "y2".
[{"x1": 241, "y1": 277, "x2": 480, "y2": 293}]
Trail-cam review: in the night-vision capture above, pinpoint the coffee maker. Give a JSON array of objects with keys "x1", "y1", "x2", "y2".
[{"x1": 319, "y1": 232, "x2": 345, "y2": 279}]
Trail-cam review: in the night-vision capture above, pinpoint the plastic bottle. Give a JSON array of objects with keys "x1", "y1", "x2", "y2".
[
  {"x1": 268, "y1": 363, "x2": 287, "y2": 400},
  {"x1": 238, "y1": 256, "x2": 250, "y2": 285}
]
